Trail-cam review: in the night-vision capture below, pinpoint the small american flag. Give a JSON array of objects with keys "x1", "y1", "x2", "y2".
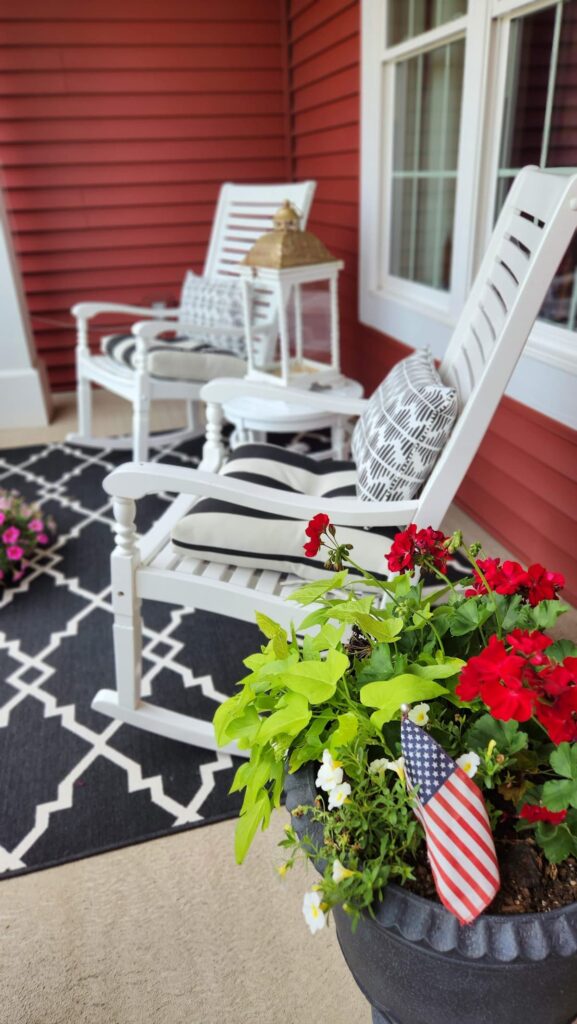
[{"x1": 401, "y1": 716, "x2": 500, "y2": 925}]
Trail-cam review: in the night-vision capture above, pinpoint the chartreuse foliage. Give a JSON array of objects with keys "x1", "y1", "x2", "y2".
[{"x1": 213, "y1": 537, "x2": 577, "y2": 920}]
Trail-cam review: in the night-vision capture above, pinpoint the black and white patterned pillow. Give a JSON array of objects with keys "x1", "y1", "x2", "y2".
[
  {"x1": 177, "y1": 271, "x2": 246, "y2": 357},
  {"x1": 351, "y1": 349, "x2": 458, "y2": 502}
]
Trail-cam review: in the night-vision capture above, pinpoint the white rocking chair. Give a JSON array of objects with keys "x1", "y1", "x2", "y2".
[
  {"x1": 98, "y1": 167, "x2": 577, "y2": 753},
  {"x1": 67, "y1": 180, "x2": 316, "y2": 462}
]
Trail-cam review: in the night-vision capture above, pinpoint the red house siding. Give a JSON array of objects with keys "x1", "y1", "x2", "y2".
[
  {"x1": 0, "y1": 0, "x2": 289, "y2": 389},
  {"x1": 286, "y1": 0, "x2": 577, "y2": 604}
]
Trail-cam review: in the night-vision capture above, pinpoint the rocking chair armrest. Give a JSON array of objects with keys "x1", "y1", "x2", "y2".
[
  {"x1": 103, "y1": 462, "x2": 418, "y2": 528},
  {"x1": 132, "y1": 319, "x2": 247, "y2": 342},
  {"x1": 71, "y1": 302, "x2": 181, "y2": 322},
  {"x1": 201, "y1": 377, "x2": 369, "y2": 417}
]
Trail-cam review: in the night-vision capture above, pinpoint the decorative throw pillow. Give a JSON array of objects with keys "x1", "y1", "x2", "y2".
[
  {"x1": 177, "y1": 271, "x2": 246, "y2": 357},
  {"x1": 351, "y1": 348, "x2": 458, "y2": 502}
]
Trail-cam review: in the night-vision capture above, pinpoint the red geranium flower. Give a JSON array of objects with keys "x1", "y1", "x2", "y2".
[
  {"x1": 303, "y1": 513, "x2": 330, "y2": 558},
  {"x1": 456, "y1": 635, "x2": 534, "y2": 721},
  {"x1": 415, "y1": 526, "x2": 450, "y2": 573},
  {"x1": 523, "y1": 563, "x2": 565, "y2": 606},
  {"x1": 494, "y1": 560, "x2": 528, "y2": 595},
  {"x1": 386, "y1": 524, "x2": 418, "y2": 573},
  {"x1": 519, "y1": 804, "x2": 567, "y2": 826},
  {"x1": 506, "y1": 629, "x2": 552, "y2": 661},
  {"x1": 465, "y1": 557, "x2": 503, "y2": 597},
  {"x1": 386, "y1": 524, "x2": 450, "y2": 574},
  {"x1": 535, "y1": 687, "x2": 577, "y2": 744}
]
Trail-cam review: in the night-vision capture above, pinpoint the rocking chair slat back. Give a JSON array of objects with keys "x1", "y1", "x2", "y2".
[{"x1": 417, "y1": 166, "x2": 577, "y2": 527}]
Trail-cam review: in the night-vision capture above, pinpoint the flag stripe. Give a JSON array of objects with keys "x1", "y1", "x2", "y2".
[
  {"x1": 448, "y1": 771, "x2": 499, "y2": 838},
  {"x1": 425, "y1": 804, "x2": 500, "y2": 898},
  {"x1": 426, "y1": 829, "x2": 487, "y2": 917},
  {"x1": 425, "y1": 840, "x2": 481, "y2": 924},
  {"x1": 431, "y1": 790, "x2": 500, "y2": 879}
]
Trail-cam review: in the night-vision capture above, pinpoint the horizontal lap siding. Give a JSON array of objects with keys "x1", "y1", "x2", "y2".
[
  {"x1": 0, "y1": 1, "x2": 288, "y2": 389},
  {"x1": 287, "y1": 0, "x2": 577, "y2": 601}
]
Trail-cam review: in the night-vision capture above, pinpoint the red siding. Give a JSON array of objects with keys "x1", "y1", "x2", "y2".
[
  {"x1": 286, "y1": 0, "x2": 577, "y2": 604},
  {"x1": 0, "y1": 0, "x2": 289, "y2": 389}
]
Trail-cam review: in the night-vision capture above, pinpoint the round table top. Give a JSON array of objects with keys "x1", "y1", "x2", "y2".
[{"x1": 222, "y1": 377, "x2": 363, "y2": 430}]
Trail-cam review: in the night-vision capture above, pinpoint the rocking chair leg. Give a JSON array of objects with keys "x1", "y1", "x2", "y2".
[
  {"x1": 77, "y1": 372, "x2": 93, "y2": 441},
  {"x1": 93, "y1": 496, "x2": 247, "y2": 756},
  {"x1": 133, "y1": 391, "x2": 150, "y2": 462}
]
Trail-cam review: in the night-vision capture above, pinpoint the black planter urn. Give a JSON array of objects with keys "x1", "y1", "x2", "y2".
[{"x1": 284, "y1": 767, "x2": 577, "y2": 1024}]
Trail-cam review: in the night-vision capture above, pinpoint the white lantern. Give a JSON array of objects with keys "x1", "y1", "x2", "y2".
[{"x1": 239, "y1": 201, "x2": 344, "y2": 388}]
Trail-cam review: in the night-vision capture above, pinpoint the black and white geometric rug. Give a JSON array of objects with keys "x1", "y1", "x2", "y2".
[{"x1": 0, "y1": 438, "x2": 263, "y2": 878}]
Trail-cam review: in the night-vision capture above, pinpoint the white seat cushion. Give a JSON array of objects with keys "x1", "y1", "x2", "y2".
[
  {"x1": 351, "y1": 348, "x2": 458, "y2": 502},
  {"x1": 101, "y1": 333, "x2": 246, "y2": 381},
  {"x1": 171, "y1": 443, "x2": 469, "y2": 583}
]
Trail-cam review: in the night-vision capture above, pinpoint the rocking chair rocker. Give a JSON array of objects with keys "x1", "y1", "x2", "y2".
[{"x1": 99, "y1": 167, "x2": 577, "y2": 753}]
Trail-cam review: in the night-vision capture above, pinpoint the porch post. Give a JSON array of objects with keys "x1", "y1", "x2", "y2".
[{"x1": 0, "y1": 187, "x2": 51, "y2": 428}]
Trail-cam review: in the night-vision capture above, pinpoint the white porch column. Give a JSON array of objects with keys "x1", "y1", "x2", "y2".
[{"x1": 0, "y1": 188, "x2": 51, "y2": 428}]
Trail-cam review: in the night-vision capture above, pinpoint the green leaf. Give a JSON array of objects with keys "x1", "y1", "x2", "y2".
[
  {"x1": 550, "y1": 743, "x2": 577, "y2": 781},
  {"x1": 356, "y1": 644, "x2": 394, "y2": 683},
  {"x1": 531, "y1": 600, "x2": 570, "y2": 629},
  {"x1": 360, "y1": 674, "x2": 448, "y2": 725},
  {"x1": 307, "y1": 622, "x2": 345, "y2": 652},
  {"x1": 213, "y1": 689, "x2": 252, "y2": 746},
  {"x1": 257, "y1": 691, "x2": 311, "y2": 745},
  {"x1": 407, "y1": 657, "x2": 466, "y2": 679},
  {"x1": 354, "y1": 613, "x2": 403, "y2": 643},
  {"x1": 448, "y1": 601, "x2": 481, "y2": 636},
  {"x1": 541, "y1": 779, "x2": 577, "y2": 812},
  {"x1": 286, "y1": 571, "x2": 349, "y2": 606},
  {"x1": 234, "y1": 792, "x2": 269, "y2": 863},
  {"x1": 277, "y1": 649, "x2": 349, "y2": 705},
  {"x1": 229, "y1": 761, "x2": 252, "y2": 795},
  {"x1": 546, "y1": 638, "x2": 577, "y2": 663},
  {"x1": 329, "y1": 712, "x2": 358, "y2": 754},
  {"x1": 224, "y1": 705, "x2": 261, "y2": 743},
  {"x1": 534, "y1": 822, "x2": 577, "y2": 864},
  {"x1": 255, "y1": 611, "x2": 285, "y2": 640},
  {"x1": 465, "y1": 714, "x2": 528, "y2": 756}
]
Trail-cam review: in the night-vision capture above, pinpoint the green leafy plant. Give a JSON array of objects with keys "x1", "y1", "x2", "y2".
[{"x1": 214, "y1": 516, "x2": 577, "y2": 931}]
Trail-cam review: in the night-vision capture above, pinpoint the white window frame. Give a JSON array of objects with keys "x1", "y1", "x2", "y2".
[{"x1": 360, "y1": 0, "x2": 577, "y2": 377}]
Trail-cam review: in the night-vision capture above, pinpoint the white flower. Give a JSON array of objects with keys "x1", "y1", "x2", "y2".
[
  {"x1": 456, "y1": 751, "x2": 481, "y2": 778},
  {"x1": 328, "y1": 782, "x2": 352, "y2": 809},
  {"x1": 332, "y1": 859, "x2": 355, "y2": 883},
  {"x1": 315, "y1": 749, "x2": 343, "y2": 793},
  {"x1": 302, "y1": 890, "x2": 327, "y2": 934},
  {"x1": 388, "y1": 756, "x2": 406, "y2": 784},
  {"x1": 408, "y1": 702, "x2": 430, "y2": 726},
  {"x1": 368, "y1": 756, "x2": 405, "y2": 784}
]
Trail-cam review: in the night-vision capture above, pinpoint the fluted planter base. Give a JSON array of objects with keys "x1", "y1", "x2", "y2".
[{"x1": 285, "y1": 767, "x2": 577, "y2": 1024}]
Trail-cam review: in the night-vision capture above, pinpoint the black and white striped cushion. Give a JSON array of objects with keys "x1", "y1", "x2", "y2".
[
  {"x1": 351, "y1": 349, "x2": 458, "y2": 503},
  {"x1": 101, "y1": 333, "x2": 246, "y2": 380},
  {"x1": 171, "y1": 443, "x2": 469, "y2": 583}
]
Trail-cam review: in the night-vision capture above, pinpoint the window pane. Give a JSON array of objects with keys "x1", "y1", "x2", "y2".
[
  {"x1": 389, "y1": 38, "x2": 465, "y2": 289},
  {"x1": 387, "y1": 0, "x2": 467, "y2": 47},
  {"x1": 496, "y1": 0, "x2": 577, "y2": 331}
]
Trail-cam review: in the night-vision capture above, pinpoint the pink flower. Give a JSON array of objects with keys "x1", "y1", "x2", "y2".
[
  {"x1": 29, "y1": 519, "x2": 44, "y2": 533},
  {"x1": 6, "y1": 545, "x2": 24, "y2": 561},
  {"x1": 0, "y1": 569, "x2": 4, "y2": 580},
  {"x1": 13, "y1": 570, "x2": 24, "y2": 581},
  {"x1": 2, "y1": 526, "x2": 20, "y2": 544},
  {"x1": 0, "y1": 512, "x2": 5, "y2": 526},
  {"x1": 36, "y1": 533, "x2": 49, "y2": 545}
]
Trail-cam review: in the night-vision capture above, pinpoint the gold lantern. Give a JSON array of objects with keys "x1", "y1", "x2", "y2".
[{"x1": 239, "y1": 201, "x2": 344, "y2": 388}]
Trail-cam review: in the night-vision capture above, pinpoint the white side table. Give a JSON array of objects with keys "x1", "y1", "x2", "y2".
[{"x1": 222, "y1": 376, "x2": 363, "y2": 460}]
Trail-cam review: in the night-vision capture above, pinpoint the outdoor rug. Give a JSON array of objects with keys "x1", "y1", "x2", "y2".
[{"x1": 0, "y1": 437, "x2": 265, "y2": 879}]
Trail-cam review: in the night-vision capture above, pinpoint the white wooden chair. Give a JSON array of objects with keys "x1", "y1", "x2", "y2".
[
  {"x1": 98, "y1": 167, "x2": 577, "y2": 753},
  {"x1": 67, "y1": 181, "x2": 316, "y2": 461}
]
